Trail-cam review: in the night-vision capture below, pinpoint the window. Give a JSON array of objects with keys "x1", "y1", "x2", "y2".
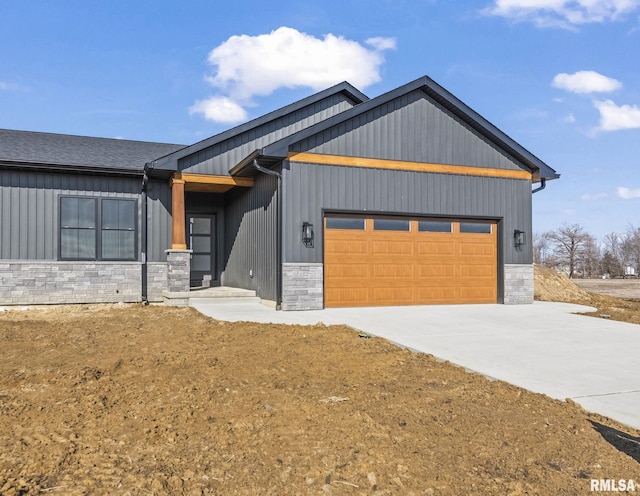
[
  {"x1": 460, "y1": 222, "x2": 492, "y2": 234},
  {"x1": 60, "y1": 197, "x2": 136, "y2": 260},
  {"x1": 418, "y1": 220, "x2": 452, "y2": 233},
  {"x1": 373, "y1": 218, "x2": 410, "y2": 231},
  {"x1": 326, "y1": 217, "x2": 365, "y2": 230},
  {"x1": 102, "y1": 199, "x2": 136, "y2": 260},
  {"x1": 60, "y1": 198, "x2": 97, "y2": 259}
]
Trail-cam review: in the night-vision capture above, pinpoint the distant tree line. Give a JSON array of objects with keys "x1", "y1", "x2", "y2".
[{"x1": 533, "y1": 223, "x2": 640, "y2": 279}]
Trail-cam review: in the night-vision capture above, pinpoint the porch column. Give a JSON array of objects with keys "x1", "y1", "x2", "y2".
[{"x1": 171, "y1": 176, "x2": 186, "y2": 249}]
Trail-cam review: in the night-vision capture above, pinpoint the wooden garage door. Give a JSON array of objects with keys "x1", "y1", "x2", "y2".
[{"x1": 324, "y1": 216, "x2": 497, "y2": 307}]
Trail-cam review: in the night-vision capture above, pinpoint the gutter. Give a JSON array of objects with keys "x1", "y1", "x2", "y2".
[
  {"x1": 140, "y1": 163, "x2": 150, "y2": 304},
  {"x1": 252, "y1": 158, "x2": 283, "y2": 310},
  {"x1": 532, "y1": 178, "x2": 546, "y2": 194}
]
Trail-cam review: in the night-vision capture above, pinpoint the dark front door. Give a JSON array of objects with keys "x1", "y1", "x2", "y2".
[{"x1": 188, "y1": 214, "x2": 216, "y2": 287}]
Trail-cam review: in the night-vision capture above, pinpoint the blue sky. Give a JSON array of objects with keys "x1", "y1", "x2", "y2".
[{"x1": 1, "y1": 0, "x2": 639, "y2": 240}]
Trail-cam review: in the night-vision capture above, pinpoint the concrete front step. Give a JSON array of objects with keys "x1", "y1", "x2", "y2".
[
  {"x1": 189, "y1": 296, "x2": 262, "y2": 306},
  {"x1": 162, "y1": 286, "x2": 257, "y2": 307}
]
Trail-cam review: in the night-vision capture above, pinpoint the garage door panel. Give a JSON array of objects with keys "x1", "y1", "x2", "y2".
[
  {"x1": 459, "y1": 265, "x2": 496, "y2": 278},
  {"x1": 370, "y1": 241, "x2": 413, "y2": 255},
  {"x1": 325, "y1": 240, "x2": 368, "y2": 255},
  {"x1": 372, "y1": 263, "x2": 414, "y2": 278},
  {"x1": 371, "y1": 287, "x2": 414, "y2": 304},
  {"x1": 325, "y1": 288, "x2": 370, "y2": 307},
  {"x1": 325, "y1": 264, "x2": 370, "y2": 279},
  {"x1": 325, "y1": 216, "x2": 497, "y2": 307},
  {"x1": 415, "y1": 263, "x2": 457, "y2": 278},
  {"x1": 415, "y1": 242, "x2": 456, "y2": 255},
  {"x1": 459, "y1": 243, "x2": 495, "y2": 256}
]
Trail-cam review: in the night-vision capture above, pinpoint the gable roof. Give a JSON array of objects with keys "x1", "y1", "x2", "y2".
[
  {"x1": 149, "y1": 81, "x2": 369, "y2": 171},
  {"x1": 0, "y1": 129, "x2": 185, "y2": 175},
  {"x1": 234, "y1": 76, "x2": 559, "y2": 181}
]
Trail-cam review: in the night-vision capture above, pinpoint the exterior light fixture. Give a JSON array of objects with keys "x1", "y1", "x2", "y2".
[
  {"x1": 302, "y1": 222, "x2": 314, "y2": 248},
  {"x1": 514, "y1": 229, "x2": 526, "y2": 250}
]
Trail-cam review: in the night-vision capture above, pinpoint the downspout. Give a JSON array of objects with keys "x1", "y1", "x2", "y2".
[
  {"x1": 252, "y1": 158, "x2": 283, "y2": 309},
  {"x1": 140, "y1": 163, "x2": 150, "y2": 304},
  {"x1": 532, "y1": 178, "x2": 546, "y2": 194}
]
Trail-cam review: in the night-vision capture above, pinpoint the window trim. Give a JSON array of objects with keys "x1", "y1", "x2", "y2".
[{"x1": 59, "y1": 195, "x2": 138, "y2": 261}]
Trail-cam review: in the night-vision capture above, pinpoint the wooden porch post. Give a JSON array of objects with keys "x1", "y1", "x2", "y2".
[{"x1": 171, "y1": 176, "x2": 187, "y2": 249}]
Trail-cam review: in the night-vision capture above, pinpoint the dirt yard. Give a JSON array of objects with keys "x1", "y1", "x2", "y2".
[
  {"x1": 573, "y1": 278, "x2": 640, "y2": 302},
  {"x1": 1, "y1": 303, "x2": 639, "y2": 495},
  {"x1": 535, "y1": 265, "x2": 640, "y2": 325}
]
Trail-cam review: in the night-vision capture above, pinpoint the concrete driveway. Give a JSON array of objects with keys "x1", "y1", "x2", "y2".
[{"x1": 191, "y1": 300, "x2": 640, "y2": 431}]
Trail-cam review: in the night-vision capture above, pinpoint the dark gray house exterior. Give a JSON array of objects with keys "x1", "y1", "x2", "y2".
[{"x1": 0, "y1": 76, "x2": 558, "y2": 309}]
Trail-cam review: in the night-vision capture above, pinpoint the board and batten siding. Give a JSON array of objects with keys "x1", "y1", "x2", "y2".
[
  {"x1": 178, "y1": 93, "x2": 357, "y2": 175},
  {"x1": 291, "y1": 89, "x2": 527, "y2": 172},
  {"x1": 222, "y1": 172, "x2": 279, "y2": 301},
  {"x1": 146, "y1": 179, "x2": 172, "y2": 263},
  {"x1": 0, "y1": 169, "x2": 142, "y2": 260},
  {"x1": 281, "y1": 161, "x2": 532, "y2": 267}
]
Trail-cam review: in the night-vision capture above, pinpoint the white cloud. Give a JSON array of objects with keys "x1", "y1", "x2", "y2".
[
  {"x1": 189, "y1": 96, "x2": 248, "y2": 124},
  {"x1": 581, "y1": 192, "x2": 607, "y2": 200},
  {"x1": 563, "y1": 112, "x2": 576, "y2": 123},
  {"x1": 190, "y1": 27, "x2": 395, "y2": 123},
  {"x1": 593, "y1": 99, "x2": 640, "y2": 131},
  {"x1": 552, "y1": 71, "x2": 622, "y2": 94},
  {"x1": 617, "y1": 187, "x2": 640, "y2": 199},
  {"x1": 484, "y1": 0, "x2": 640, "y2": 28},
  {"x1": 0, "y1": 81, "x2": 20, "y2": 91}
]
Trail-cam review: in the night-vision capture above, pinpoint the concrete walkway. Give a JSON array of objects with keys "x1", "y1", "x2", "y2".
[{"x1": 191, "y1": 300, "x2": 640, "y2": 431}]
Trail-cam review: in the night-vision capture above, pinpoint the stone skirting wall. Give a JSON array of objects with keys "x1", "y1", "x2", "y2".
[
  {"x1": 503, "y1": 264, "x2": 534, "y2": 304},
  {"x1": 0, "y1": 261, "x2": 142, "y2": 305},
  {"x1": 146, "y1": 262, "x2": 168, "y2": 302},
  {"x1": 165, "y1": 250, "x2": 192, "y2": 293},
  {"x1": 281, "y1": 263, "x2": 323, "y2": 311}
]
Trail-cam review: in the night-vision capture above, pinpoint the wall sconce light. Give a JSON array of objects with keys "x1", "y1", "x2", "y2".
[
  {"x1": 302, "y1": 222, "x2": 314, "y2": 248},
  {"x1": 514, "y1": 229, "x2": 526, "y2": 250}
]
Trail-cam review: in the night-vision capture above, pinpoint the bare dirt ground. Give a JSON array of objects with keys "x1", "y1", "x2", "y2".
[
  {"x1": 1, "y1": 302, "x2": 639, "y2": 495},
  {"x1": 535, "y1": 265, "x2": 640, "y2": 325},
  {"x1": 573, "y1": 278, "x2": 640, "y2": 302}
]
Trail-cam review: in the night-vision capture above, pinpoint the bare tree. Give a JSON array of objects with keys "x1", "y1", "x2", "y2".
[
  {"x1": 547, "y1": 223, "x2": 594, "y2": 278},
  {"x1": 622, "y1": 225, "x2": 640, "y2": 276},
  {"x1": 532, "y1": 231, "x2": 552, "y2": 265},
  {"x1": 578, "y1": 235, "x2": 601, "y2": 278}
]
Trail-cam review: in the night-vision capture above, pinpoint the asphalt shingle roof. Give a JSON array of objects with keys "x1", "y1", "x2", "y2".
[{"x1": 0, "y1": 129, "x2": 185, "y2": 172}]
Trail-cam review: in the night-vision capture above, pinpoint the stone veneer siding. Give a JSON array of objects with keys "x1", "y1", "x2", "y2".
[
  {"x1": 503, "y1": 264, "x2": 534, "y2": 304},
  {"x1": 0, "y1": 261, "x2": 141, "y2": 305},
  {"x1": 165, "y1": 250, "x2": 192, "y2": 293},
  {"x1": 146, "y1": 262, "x2": 168, "y2": 303},
  {"x1": 281, "y1": 263, "x2": 323, "y2": 311}
]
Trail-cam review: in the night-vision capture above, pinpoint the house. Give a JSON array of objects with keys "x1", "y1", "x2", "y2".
[{"x1": 0, "y1": 76, "x2": 559, "y2": 310}]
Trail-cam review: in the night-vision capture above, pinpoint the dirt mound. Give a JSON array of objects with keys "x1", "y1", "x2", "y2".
[
  {"x1": 534, "y1": 264, "x2": 593, "y2": 304},
  {"x1": 1, "y1": 305, "x2": 639, "y2": 495}
]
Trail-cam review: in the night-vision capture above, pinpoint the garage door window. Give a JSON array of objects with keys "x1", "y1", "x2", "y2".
[
  {"x1": 373, "y1": 219, "x2": 410, "y2": 231},
  {"x1": 326, "y1": 217, "x2": 365, "y2": 230},
  {"x1": 460, "y1": 222, "x2": 492, "y2": 234},
  {"x1": 418, "y1": 220, "x2": 452, "y2": 233}
]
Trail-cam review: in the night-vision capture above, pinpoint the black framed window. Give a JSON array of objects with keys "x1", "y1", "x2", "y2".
[
  {"x1": 460, "y1": 222, "x2": 492, "y2": 234},
  {"x1": 326, "y1": 217, "x2": 365, "y2": 230},
  {"x1": 102, "y1": 199, "x2": 136, "y2": 260},
  {"x1": 418, "y1": 220, "x2": 452, "y2": 233},
  {"x1": 60, "y1": 196, "x2": 136, "y2": 260},
  {"x1": 60, "y1": 198, "x2": 97, "y2": 259},
  {"x1": 373, "y1": 218, "x2": 410, "y2": 231}
]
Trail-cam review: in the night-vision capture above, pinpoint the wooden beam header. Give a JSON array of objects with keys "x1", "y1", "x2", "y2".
[
  {"x1": 172, "y1": 172, "x2": 254, "y2": 193},
  {"x1": 287, "y1": 152, "x2": 532, "y2": 181}
]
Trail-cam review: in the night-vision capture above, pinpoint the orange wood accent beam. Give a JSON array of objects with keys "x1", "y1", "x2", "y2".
[
  {"x1": 287, "y1": 152, "x2": 532, "y2": 181},
  {"x1": 170, "y1": 177, "x2": 187, "y2": 249},
  {"x1": 175, "y1": 172, "x2": 254, "y2": 193}
]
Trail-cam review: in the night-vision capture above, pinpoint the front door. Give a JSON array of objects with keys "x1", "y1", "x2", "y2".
[{"x1": 187, "y1": 214, "x2": 216, "y2": 287}]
